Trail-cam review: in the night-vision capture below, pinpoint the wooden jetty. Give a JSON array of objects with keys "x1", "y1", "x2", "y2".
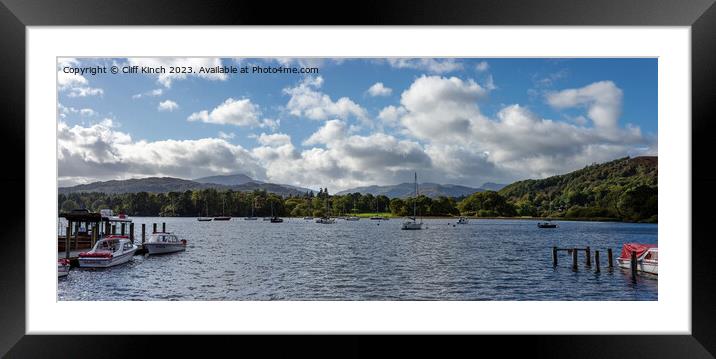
[{"x1": 551, "y1": 245, "x2": 641, "y2": 279}]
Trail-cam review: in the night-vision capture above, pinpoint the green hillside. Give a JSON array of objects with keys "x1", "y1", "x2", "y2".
[{"x1": 498, "y1": 156, "x2": 657, "y2": 222}]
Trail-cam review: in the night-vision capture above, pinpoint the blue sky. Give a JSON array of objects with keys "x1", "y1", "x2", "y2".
[{"x1": 57, "y1": 57, "x2": 657, "y2": 191}]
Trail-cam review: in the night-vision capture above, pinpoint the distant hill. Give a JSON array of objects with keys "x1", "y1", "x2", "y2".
[
  {"x1": 480, "y1": 182, "x2": 507, "y2": 191},
  {"x1": 194, "y1": 173, "x2": 255, "y2": 186},
  {"x1": 336, "y1": 182, "x2": 487, "y2": 198},
  {"x1": 59, "y1": 176, "x2": 310, "y2": 197}
]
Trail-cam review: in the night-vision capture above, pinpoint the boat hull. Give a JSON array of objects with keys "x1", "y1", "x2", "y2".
[
  {"x1": 145, "y1": 243, "x2": 186, "y2": 255},
  {"x1": 78, "y1": 248, "x2": 137, "y2": 268},
  {"x1": 616, "y1": 258, "x2": 658, "y2": 275},
  {"x1": 401, "y1": 222, "x2": 423, "y2": 230}
]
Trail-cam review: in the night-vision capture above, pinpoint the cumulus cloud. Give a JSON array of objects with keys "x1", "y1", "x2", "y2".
[
  {"x1": 218, "y1": 131, "x2": 235, "y2": 139},
  {"x1": 58, "y1": 120, "x2": 265, "y2": 186},
  {"x1": 377, "y1": 105, "x2": 407, "y2": 127},
  {"x1": 366, "y1": 82, "x2": 392, "y2": 97},
  {"x1": 58, "y1": 104, "x2": 96, "y2": 118},
  {"x1": 158, "y1": 100, "x2": 179, "y2": 112},
  {"x1": 188, "y1": 98, "x2": 262, "y2": 127},
  {"x1": 127, "y1": 57, "x2": 229, "y2": 88},
  {"x1": 57, "y1": 70, "x2": 103, "y2": 97},
  {"x1": 283, "y1": 76, "x2": 368, "y2": 122},
  {"x1": 386, "y1": 58, "x2": 463, "y2": 73},
  {"x1": 545, "y1": 81, "x2": 623, "y2": 132},
  {"x1": 475, "y1": 61, "x2": 489, "y2": 72}
]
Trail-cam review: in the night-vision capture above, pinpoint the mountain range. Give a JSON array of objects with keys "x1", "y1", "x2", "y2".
[
  {"x1": 336, "y1": 182, "x2": 505, "y2": 198},
  {"x1": 58, "y1": 175, "x2": 313, "y2": 197}
]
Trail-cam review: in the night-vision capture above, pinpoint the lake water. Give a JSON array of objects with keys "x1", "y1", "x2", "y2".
[{"x1": 58, "y1": 217, "x2": 657, "y2": 300}]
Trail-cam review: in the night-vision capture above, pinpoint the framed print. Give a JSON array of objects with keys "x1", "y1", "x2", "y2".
[{"x1": 1, "y1": 0, "x2": 715, "y2": 357}]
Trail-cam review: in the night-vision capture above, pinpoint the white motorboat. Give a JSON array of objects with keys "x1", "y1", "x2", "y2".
[
  {"x1": 144, "y1": 232, "x2": 187, "y2": 255},
  {"x1": 345, "y1": 216, "x2": 359, "y2": 221},
  {"x1": 316, "y1": 217, "x2": 336, "y2": 224},
  {"x1": 457, "y1": 217, "x2": 469, "y2": 224},
  {"x1": 401, "y1": 172, "x2": 424, "y2": 230},
  {"x1": 58, "y1": 258, "x2": 70, "y2": 277},
  {"x1": 303, "y1": 216, "x2": 314, "y2": 220},
  {"x1": 616, "y1": 243, "x2": 658, "y2": 275},
  {"x1": 78, "y1": 236, "x2": 138, "y2": 268}
]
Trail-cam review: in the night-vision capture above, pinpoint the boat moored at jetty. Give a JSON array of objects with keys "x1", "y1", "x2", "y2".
[
  {"x1": 144, "y1": 232, "x2": 187, "y2": 255},
  {"x1": 616, "y1": 243, "x2": 658, "y2": 275},
  {"x1": 78, "y1": 236, "x2": 138, "y2": 268},
  {"x1": 58, "y1": 258, "x2": 70, "y2": 277}
]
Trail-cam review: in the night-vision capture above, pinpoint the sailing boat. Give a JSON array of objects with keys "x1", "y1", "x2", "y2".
[
  {"x1": 303, "y1": 198, "x2": 314, "y2": 220},
  {"x1": 197, "y1": 200, "x2": 213, "y2": 221},
  {"x1": 346, "y1": 198, "x2": 359, "y2": 221},
  {"x1": 401, "y1": 172, "x2": 423, "y2": 230},
  {"x1": 316, "y1": 198, "x2": 335, "y2": 224},
  {"x1": 270, "y1": 202, "x2": 283, "y2": 223},
  {"x1": 370, "y1": 197, "x2": 387, "y2": 220},
  {"x1": 244, "y1": 198, "x2": 258, "y2": 220},
  {"x1": 213, "y1": 197, "x2": 231, "y2": 221}
]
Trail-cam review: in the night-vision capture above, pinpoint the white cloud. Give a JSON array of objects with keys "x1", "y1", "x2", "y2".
[
  {"x1": 366, "y1": 82, "x2": 392, "y2": 97},
  {"x1": 475, "y1": 61, "x2": 489, "y2": 72},
  {"x1": 386, "y1": 58, "x2": 463, "y2": 73},
  {"x1": 256, "y1": 132, "x2": 292, "y2": 147},
  {"x1": 218, "y1": 131, "x2": 235, "y2": 139},
  {"x1": 283, "y1": 76, "x2": 368, "y2": 122},
  {"x1": 58, "y1": 104, "x2": 96, "y2": 118},
  {"x1": 158, "y1": 100, "x2": 179, "y2": 112},
  {"x1": 377, "y1": 105, "x2": 407, "y2": 127},
  {"x1": 132, "y1": 88, "x2": 163, "y2": 99},
  {"x1": 58, "y1": 120, "x2": 265, "y2": 186},
  {"x1": 188, "y1": 98, "x2": 262, "y2": 127},
  {"x1": 57, "y1": 70, "x2": 103, "y2": 97},
  {"x1": 127, "y1": 57, "x2": 229, "y2": 88},
  {"x1": 546, "y1": 81, "x2": 623, "y2": 131}
]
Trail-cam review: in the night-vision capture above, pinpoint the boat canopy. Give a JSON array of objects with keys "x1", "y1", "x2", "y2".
[{"x1": 619, "y1": 243, "x2": 658, "y2": 259}]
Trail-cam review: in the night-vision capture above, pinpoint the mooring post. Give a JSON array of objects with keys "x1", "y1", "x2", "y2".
[
  {"x1": 552, "y1": 246, "x2": 558, "y2": 267},
  {"x1": 65, "y1": 225, "x2": 71, "y2": 259},
  {"x1": 162, "y1": 222, "x2": 166, "y2": 233},
  {"x1": 572, "y1": 248, "x2": 578, "y2": 271},
  {"x1": 91, "y1": 223, "x2": 97, "y2": 247},
  {"x1": 121, "y1": 223, "x2": 125, "y2": 236},
  {"x1": 141, "y1": 223, "x2": 146, "y2": 244},
  {"x1": 129, "y1": 223, "x2": 134, "y2": 243},
  {"x1": 595, "y1": 250, "x2": 601, "y2": 273},
  {"x1": 153, "y1": 223, "x2": 157, "y2": 233},
  {"x1": 585, "y1": 246, "x2": 591, "y2": 267},
  {"x1": 630, "y1": 250, "x2": 638, "y2": 280},
  {"x1": 607, "y1": 248, "x2": 614, "y2": 268}
]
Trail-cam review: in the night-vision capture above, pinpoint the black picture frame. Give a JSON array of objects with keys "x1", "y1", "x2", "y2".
[{"x1": 1, "y1": 0, "x2": 714, "y2": 357}]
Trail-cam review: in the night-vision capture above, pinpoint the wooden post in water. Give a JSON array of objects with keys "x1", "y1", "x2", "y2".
[
  {"x1": 129, "y1": 223, "x2": 134, "y2": 243},
  {"x1": 120, "y1": 223, "x2": 125, "y2": 236},
  {"x1": 141, "y1": 223, "x2": 146, "y2": 244},
  {"x1": 585, "y1": 246, "x2": 591, "y2": 267},
  {"x1": 65, "y1": 225, "x2": 71, "y2": 259},
  {"x1": 572, "y1": 248, "x2": 578, "y2": 271},
  {"x1": 162, "y1": 222, "x2": 166, "y2": 233},
  {"x1": 552, "y1": 246, "x2": 558, "y2": 267},
  {"x1": 607, "y1": 248, "x2": 614, "y2": 268},
  {"x1": 630, "y1": 250, "x2": 638, "y2": 280},
  {"x1": 153, "y1": 223, "x2": 157, "y2": 233},
  {"x1": 595, "y1": 250, "x2": 601, "y2": 273}
]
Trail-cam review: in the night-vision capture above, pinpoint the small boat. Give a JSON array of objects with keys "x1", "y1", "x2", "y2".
[
  {"x1": 144, "y1": 232, "x2": 187, "y2": 255},
  {"x1": 401, "y1": 172, "x2": 424, "y2": 230},
  {"x1": 370, "y1": 216, "x2": 385, "y2": 220},
  {"x1": 78, "y1": 236, "x2": 138, "y2": 268},
  {"x1": 616, "y1": 243, "x2": 658, "y2": 275},
  {"x1": 198, "y1": 200, "x2": 212, "y2": 221},
  {"x1": 270, "y1": 217, "x2": 284, "y2": 223},
  {"x1": 58, "y1": 258, "x2": 70, "y2": 277},
  {"x1": 537, "y1": 221, "x2": 558, "y2": 228},
  {"x1": 245, "y1": 199, "x2": 258, "y2": 220},
  {"x1": 315, "y1": 217, "x2": 335, "y2": 224},
  {"x1": 303, "y1": 216, "x2": 314, "y2": 220},
  {"x1": 345, "y1": 216, "x2": 359, "y2": 221},
  {"x1": 457, "y1": 217, "x2": 469, "y2": 224},
  {"x1": 213, "y1": 198, "x2": 231, "y2": 221}
]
